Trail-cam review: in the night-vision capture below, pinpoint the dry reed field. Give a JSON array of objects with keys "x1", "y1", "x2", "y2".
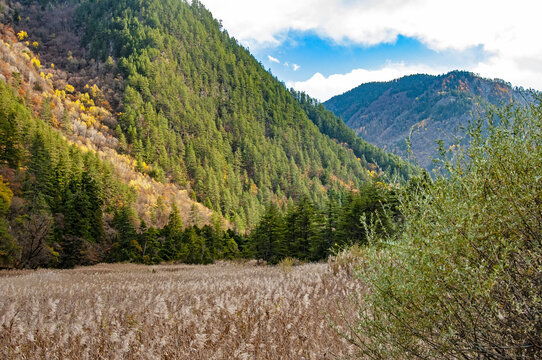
[{"x1": 0, "y1": 262, "x2": 361, "y2": 359}]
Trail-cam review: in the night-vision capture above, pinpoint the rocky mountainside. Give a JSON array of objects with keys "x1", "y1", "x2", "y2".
[{"x1": 325, "y1": 71, "x2": 528, "y2": 168}]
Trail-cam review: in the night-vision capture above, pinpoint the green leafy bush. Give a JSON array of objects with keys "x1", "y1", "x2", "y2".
[{"x1": 344, "y1": 96, "x2": 542, "y2": 359}]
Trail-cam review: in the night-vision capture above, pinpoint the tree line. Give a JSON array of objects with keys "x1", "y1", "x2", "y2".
[{"x1": 91, "y1": 177, "x2": 400, "y2": 265}]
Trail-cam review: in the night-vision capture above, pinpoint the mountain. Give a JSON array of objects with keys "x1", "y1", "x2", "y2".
[
  {"x1": 292, "y1": 90, "x2": 419, "y2": 180},
  {"x1": 0, "y1": 0, "x2": 414, "y2": 267},
  {"x1": 10, "y1": 0, "x2": 415, "y2": 229},
  {"x1": 324, "y1": 71, "x2": 528, "y2": 169},
  {"x1": 0, "y1": 18, "x2": 221, "y2": 267}
]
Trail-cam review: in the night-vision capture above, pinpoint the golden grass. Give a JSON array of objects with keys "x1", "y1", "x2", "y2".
[{"x1": 0, "y1": 262, "x2": 361, "y2": 359}]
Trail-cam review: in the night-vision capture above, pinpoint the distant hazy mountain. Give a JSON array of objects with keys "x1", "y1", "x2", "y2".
[{"x1": 324, "y1": 71, "x2": 528, "y2": 168}]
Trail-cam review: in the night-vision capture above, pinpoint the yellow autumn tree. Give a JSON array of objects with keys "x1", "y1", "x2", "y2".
[
  {"x1": 17, "y1": 31, "x2": 28, "y2": 41},
  {"x1": 0, "y1": 175, "x2": 16, "y2": 267},
  {"x1": 30, "y1": 57, "x2": 41, "y2": 69}
]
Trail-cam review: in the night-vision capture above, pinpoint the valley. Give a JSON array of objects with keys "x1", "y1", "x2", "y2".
[{"x1": 0, "y1": 1, "x2": 540, "y2": 358}]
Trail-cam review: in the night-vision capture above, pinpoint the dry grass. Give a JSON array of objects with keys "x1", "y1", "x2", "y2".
[{"x1": 0, "y1": 262, "x2": 361, "y2": 359}]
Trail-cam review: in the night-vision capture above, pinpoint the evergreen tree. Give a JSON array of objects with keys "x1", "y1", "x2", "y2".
[
  {"x1": 284, "y1": 196, "x2": 317, "y2": 260},
  {"x1": 250, "y1": 204, "x2": 286, "y2": 263},
  {"x1": 221, "y1": 235, "x2": 240, "y2": 260},
  {"x1": 139, "y1": 221, "x2": 161, "y2": 264},
  {"x1": 26, "y1": 133, "x2": 54, "y2": 208},
  {"x1": 0, "y1": 175, "x2": 17, "y2": 267},
  {"x1": 160, "y1": 203, "x2": 183, "y2": 260},
  {"x1": 310, "y1": 200, "x2": 338, "y2": 260},
  {"x1": 0, "y1": 89, "x2": 23, "y2": 168},
  {"x1": 179, "y1": 227, "x2": 212, "y2": 264},
  {"x1": 335, "y1": 181, "x2": 396, "y2": 246},
  {"x1": 109, "y1": 206, "x2": 140, "y2": 262}
]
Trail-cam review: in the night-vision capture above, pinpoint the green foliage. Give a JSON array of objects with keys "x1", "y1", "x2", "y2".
[
  {"x1": 179, "y1": 227, "x2": 212, "y2": 265},
  {"x1": 248, "y1": 182, "x2": 399, "y2": 264},
  {"x1": 0, "y1": 175, "x2": 17, "y2": 267},
  {"x1": 0, "y1": 176, "x2": 12, "y2": 217},
  {"x1": 249, "y1": 204, "x2": 286, "y2": 264},
  {"x1": 0, "y1": 88, "x2": 24, "y2": 168},
  {"x1": 108, "y1": 206, "x2": 140, "y2": 263},
  {"x1": 73, "y1": 0, "x2": 407, "y2": 228},
  {"x1": 0, "y1": 81, "x2": 133, "y2": 268},
  {"x1": 292, "y1": 90, "x2": 419, "y2": 182},
  {"x1": 284, "y1": 196, "x2": 322, "y2": 261},
  {"x1": 335, "y1": 180, "x2": 398, "y2": 247},
  {"x1": 344, "y1": 98, "x2": 542, "y2": 359},
  {"x1": 159, "y1": 203, "x2": 183, "y2": 260}
]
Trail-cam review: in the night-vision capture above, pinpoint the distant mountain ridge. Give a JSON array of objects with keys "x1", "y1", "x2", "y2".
[{"x1": 324, "y1": 71, "x2": 529, "y2": 168}]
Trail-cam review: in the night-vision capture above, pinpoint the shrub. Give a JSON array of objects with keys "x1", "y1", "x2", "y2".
[
  {"x1": 278, "y1": 256, "x2": 303, "y2": 272},
  {"x1": 30, "y1": 57, "x2": 41, "y2": 70},
  {"x1": 16, "y1": 31, "x2": 28, "y2": 41},
  {"x1": 329, "y1": 244, "x2": 366, "y2": 277},
  {"x1": 345, "y1": 96, "x2": 542, "y2": 359}
]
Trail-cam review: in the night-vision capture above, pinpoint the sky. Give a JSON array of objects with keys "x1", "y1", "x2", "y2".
[{"x1": 199, "y1": 0, "x2": 542, "y2": 102}]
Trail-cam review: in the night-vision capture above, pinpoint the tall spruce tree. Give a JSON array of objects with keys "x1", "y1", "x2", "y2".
[
  {"x1": 250, "y1": 204, "x2": 286, "y2": 263},
  {"x1": 160, "y1": 203, "x2": 183, "y2": 260}
]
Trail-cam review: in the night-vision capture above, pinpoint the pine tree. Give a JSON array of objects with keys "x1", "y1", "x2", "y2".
[
  {"x1": 26, "y1": 133, "x2": 54, "y2": 208},
  {"x1": 81, "y1": 172, "x2": 105, "y2": 243},
  {"x1": 179, "y1": 227, "x2": 212, "y2": 264},
  {"x1": 285, "y1": 196, "x2": 317, "y2": 260},
  {"x1": 0, "y1": 88, "x2": 23, "y2": 168},
  {"x1": 221, "y1": 235, "x2": 240, "y2": 260},
  {"x1": 109, "y1": 206, "x2": 139, "y2": 262},
  {"x1": 310, "y1": 200, "x2": 337, "y2": 260},
  {"x1": 250, "y1": 204, "x2": 286, "y2": 263},
  {"x1": 160, "y1": 203, "x2": 183, "y2": 260},
  {"x1": 139, "y1": 221, "x2": 161, "y2": 264}
]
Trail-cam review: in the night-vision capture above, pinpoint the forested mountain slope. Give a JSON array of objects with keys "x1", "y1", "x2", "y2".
[
  {"x1": 0, "y1": 0, "x2": 418, "y2": 268},
  {"x1": 6, "y1": 0, "x2": 415, "y2": 231},
  {"x1": 292, "y1": 90, "x2": 418, "y2": 180},
  {"x1": 325, "y1": 71, "x2": 528, "y2": 168},
  {"x1": 0, "y1": 22, "x2": 226, "y2": 267}
]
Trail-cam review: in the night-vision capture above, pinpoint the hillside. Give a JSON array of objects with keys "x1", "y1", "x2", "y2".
[
  {"x1": 0, "y1": 0, "x2": 416, "y2": 267},
  {"x1": 0, "y1": 24, "x2": 228, "y2": 267},
  {"x1": 4, "y1": 0, "x2": 416, "y2": 232},
  {"x1": 292, "y1": 90, "x2": 419, "y2": 181},
  {"x1": 324, "y1": 71, "x2": 528, "y2": 168}
]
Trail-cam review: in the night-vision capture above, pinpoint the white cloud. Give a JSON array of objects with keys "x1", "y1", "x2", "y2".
[
  {"x1": 201, "y1": 0, "x2": 542, "y2": 90},
  {"x1": 284, "y1": 62, "x2": 301, "y2": 71},
  {"x1": 287, "y1": 63, "x2": 445, "y2": 101},
  {"x1": 267, "y1": 55, "x2": 280, "y2": 63}
]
